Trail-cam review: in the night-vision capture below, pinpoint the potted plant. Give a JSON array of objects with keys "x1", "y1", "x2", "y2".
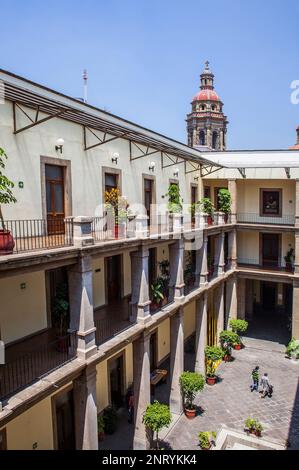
[
  {"x1": 198, "y1": 431, "x2": 216, "y2": 450},
  {"x1": 244, "y1": 418, "x2": 263, "y2": 437},
  {"x1": 158, "y1": 259, "x2": 170, "y2": 302},
  {"x1": 103, "y1": 406, "x2": 118, "y2": 434},
  {"x1": 150, "y1": 279, "x2": 164, "y2": 311},
  {"x1": 0, "y1": 148, "x2": 17, "y2": 255},
  {"x1": 52, "y1": 283, "x2": 70, "y2": 352},
  {"x1": 286, "y1": 338, "x2": 299, "y2": 362},
  {"x1": 229, "y1": 319, "x2": 248, "y2": 349},
  {"x1": 198, "y1": 198, "x2": 214, "y2": 226},
  {"x1": 97, "y1": 414, "x2": 105, "y2": 441},
  {"x1": 143, "y1": 400, "x2": 172, "y2": 450},
  {"x1": 205, "y1": 346, "x2": 224, "y2": 385},
  {"x1": 167, "y1": 183, "x2": 182, "y2": 214},
  {"x1": 219, "y1": 330, "x2": 239, "y2": 362},
  {"x1": 184, "y1": 253, "x2": 195, "y2": 289},
  {"x1": 217, "y1": 188, "x2": 231, "y2": 223},
  {"x1": 104, "y1": 188, "x2": 129, "y2": 239},
  {"x1": 179, "y1": 371, "x2": 205, "y2": 419},
  {"x1": 284, "y1": 248, "x2": 295, "y2": 272}
]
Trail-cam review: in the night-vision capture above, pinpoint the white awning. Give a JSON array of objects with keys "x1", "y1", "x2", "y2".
[{"x1": 202, "y1": 150, "x2": 299, "y2": 168}]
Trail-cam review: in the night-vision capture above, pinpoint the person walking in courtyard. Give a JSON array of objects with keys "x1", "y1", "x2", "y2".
[
  {"x1": 260, "y1": 372, "x2": 273, "y2": 398},
  {"x1": 250, "y1": 366, "x2": 259, "y2": 392}
]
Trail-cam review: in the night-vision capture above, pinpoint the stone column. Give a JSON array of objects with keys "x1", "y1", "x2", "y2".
[
  {"x1": 195, "y1": 232, "x2": 208, "y2": 286},
  {"x1": 72, "y1": 216, "x2": 94, "y2": 248},
  {"x1": 294, "y1": 232, "x2": 299, "y2": 274},
  {"x1": 130, "y1": 247, "x2": 151, "y2": 323},
  {"x1": 226, "y1": 276, "x2": 237, "y2": 327},
  {"x1": 228, "y1": 229, "x2": 237, "y2": 269},
  {"x1": 169, "y1": 239, "x2": 185, "y2": 300},
  {"x1": 237, "y1": 277, "x2": 246, "y2": 320},
  {"x1": 73, "y1": 364, "x2": 98, "y2": 450},
  {"x1": 228, "y1": 180, "x2": 237, "y2": 224},
  {"x1": 195, "y1": 293, "x2": 207, "y2": 375},
  {"x1": 170, "y1": 307, "x2": 184, "y2": 414},
  {"x1": 215, "y1": 284, "x2": 225, "y2": 338},
  {"x1": 133, "y1": 333, "x2": 151, "y2": 450},
  {"x1": 68, "y1": 255, "x2": 97, "y2": 360},
  {"x1": 214, "y1": 232, "x2": 225, "y2": 276}
]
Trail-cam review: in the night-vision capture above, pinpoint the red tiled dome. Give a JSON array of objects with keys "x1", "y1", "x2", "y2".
[{"x1": 193, "y1": 89, "x2": 220, "y2": 102}]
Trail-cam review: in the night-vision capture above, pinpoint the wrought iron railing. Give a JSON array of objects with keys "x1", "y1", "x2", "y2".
[
  {"x1": 237, "y1": 213, "x2": 295, "y2": 226},
  {"x1": 3, "y1": 218, "x2": 74, "y2": 253},
  {"x1": 0, "y1": 332, "x2": 77, "y2": 400},
  {"x1": 237, "y1": 258, "x2": 294, "y2": 272},
  {"x1": 95, "y1": 316, "x2": 133, "y2": 346}
]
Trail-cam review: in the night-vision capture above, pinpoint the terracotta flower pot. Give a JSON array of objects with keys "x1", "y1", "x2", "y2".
[
  {"x1": 114, "y1": 225, "x2": 119, "y2": 239},
  {"x1": 223, "y1": 354, "x2": 231, "y2": 362},
  {"x1": 201, "y1": 445, "x2": 211, "y2": 451},
  {"x1": 185, "y1": 408, "x2": 196, "y2": 419},
  {"x1": 207, "y1": 215, "x2": 213, "y2": 226},
  {"x1": 0, "y1": 229, "x2": 15, "y2": 255},
  {"x1": 234, "y1": 344, "x2": 241, "y2": 351},
  {"x1": 206, "y1": 376, "x2": 217, "y2": 386}
]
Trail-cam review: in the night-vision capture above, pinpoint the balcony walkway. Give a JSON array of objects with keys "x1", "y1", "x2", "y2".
[{"x1": 94, "y1": 298, "x2": 133, "y2": 346}]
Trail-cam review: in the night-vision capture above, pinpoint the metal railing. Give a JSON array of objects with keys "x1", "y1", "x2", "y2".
[
  {"x1": 3, "y1": 218, "x2": 74, "y2": 253},
  {"x1": 237, "y1": 258, "x2": 294, "y2": 272},
  {"x1": 95, "y1": 316, "x2": 133, "y2": 346},
  {"x1": 0, "y1": 332, "x2": 77, "y2": 400},
  {"x1": 237, "y1": 213, "x2": 295, "y2": 226}
]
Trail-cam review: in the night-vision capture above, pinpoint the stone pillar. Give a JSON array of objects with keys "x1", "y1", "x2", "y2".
[
  {"x1": 135, "y1": 214, "x2": 149, "y2": 238},
  {"x1": 130, "y1": 247, "x2": 151, "y2": 323},
  {"x1": 169, "y1": 239, "x2": 185, "y2": 300},
  {"x1": 73, "y1": 216, "x2": 94, "y2": 248},
  {"x1": 195, "y1": 293, "x2": 207, "y2": 375},
  {"x1": 237, "y1": 277, "x2": 246, "y2": 320},
  {"x1": 226, "y1": 276, "x2": 237, "y2": 326},
  {"x1": 228, "y1": 229, "x2": 237, "y2": 269},
  {"x1": 214, "y1": 232, "x2": 225, "y2": 276},
  {"x1": 228, "y1": 180, "x2": 237, "y2": 224},
  {"x1": 215, "y1": 284, "x2": 225, "y2": 338},
  {"x1": 195, "y1": 232, "x2": 208, "y2": 286},
  {"x1": 170, "y1": 307, "x2": 184, "y2": 414},
  {"x1": 292, "y1": 279, "x2": 299, "y2": 339},
  {"x1": 68, "y1": 255, "x2": 97, "y2": 360},
  {"x1": 133, "y1": 333, "x2": 151, "y2": 450},
  {"x1": 73, "y1": 364, "x2": 98, "y2": 450}
]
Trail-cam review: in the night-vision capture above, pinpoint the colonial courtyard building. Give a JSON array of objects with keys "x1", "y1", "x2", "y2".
[{"x1": 0, "y1": 68, "x2": 299, "y2": 450}]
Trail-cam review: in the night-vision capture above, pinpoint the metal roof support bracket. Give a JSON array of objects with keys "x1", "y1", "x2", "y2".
[
  {"x1": 238, "y1": 168, "x2": 246, "y2": 178},
  {"x1": 83, "y1": 126, "x2": 123, "y2": 151},
  {"x1": 129, "y1": 140, "x2": 160, "y2": 161},
  {"x1": 200, "y1": 164, "x2": 222, "y2": 177},
  {"x1": 13, "y1": 102, "x2": 67, "y2": 135},
  {"x1": 161, "y1": 152, "x2": 185, "y2": 169},
  {"x1": 184, "y1": 160, "x2": 202, "y2": 175},
  {"x1": 285, "y1": 167, "x2": 291, "y2": 179}
]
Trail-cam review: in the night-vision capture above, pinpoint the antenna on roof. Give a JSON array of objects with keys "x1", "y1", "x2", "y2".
[{"x1": 83, "y1": 69, "x2": 88, "y2": 103}]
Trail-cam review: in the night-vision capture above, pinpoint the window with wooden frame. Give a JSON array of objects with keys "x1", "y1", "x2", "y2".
[
  {"x1": 260, "y1": 189, "x2": 282, "y2": 217},
  {"x1": 204, "y1": 186, "x2": 211, "y2": 199}
]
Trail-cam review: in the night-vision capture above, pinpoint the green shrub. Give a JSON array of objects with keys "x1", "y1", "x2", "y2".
[
  {"x1": 219, "y1": 330, "x2": 240, "y2": 354},
  {"x1": 198, "y1": 431, "x2": 217, "y2": 450},
  {"x1": 286, "y1": 338, "x2": 299, "y2": 359},
  {"x1": 217, "y1": 189, "x2": 231, "y2": 214},
  {"x1": 143, "y1": 401, "x2": 172, "y2": 449},
  {"x1": 179, "y1": 371, "x2": 205, "y2": 410},
  {"x1": 198, "y1": 198, "x2": 214, "y2": 216},
  {"x1": 103, "y1": 406, "x2": 118, "y2": 434},
  {"x1": 229, "y1": 319, "x2": 248, "y2": 335},
  {"x1": 244, "y1": 418, "x2": 263, "y2": 434}
]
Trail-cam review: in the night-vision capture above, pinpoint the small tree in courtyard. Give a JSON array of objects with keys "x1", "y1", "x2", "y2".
[
  {"x1": 229, "y1": 319, "x2": 248, "y2": 346},
  {"x1": 180, "y1": 371, "x2": 205, "y2": 419},
  {"x1": 143, "y1": 401, "x2": 172, "y2": 449}
]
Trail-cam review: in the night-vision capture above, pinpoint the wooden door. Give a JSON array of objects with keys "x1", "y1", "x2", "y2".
[
  {"x1": 45, "y1": 165, "x2": 65, "y2": 235},
  {"x1": 109, "y1": 355, "x2": 124, "y2": 408},
  {"x1": 107, "y1": 255, "x2": 121, "y2": 303},
  {"x1": 262, "y1": 234, "x2": 279, "y2": 267},
  {"x1": 191, "y1": 185, "x2": 198, "y2": 226},
  {"x1": 144, "y1": 178, "x2": 153, "y2": 227},
  {"x1": 55, "y1": 390, "x2": 75, "y2": 450},
  {"x1": 150, "y1": 332, "x2": 157, "y2": 372}
]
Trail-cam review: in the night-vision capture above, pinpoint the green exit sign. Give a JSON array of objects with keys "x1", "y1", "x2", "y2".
[{"x1": 18, "y1": 181, "x2": 24, "y2": 189}]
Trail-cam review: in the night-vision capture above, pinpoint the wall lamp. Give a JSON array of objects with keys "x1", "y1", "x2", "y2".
[
  {"x1": 173, "y1": 168, "x2": 179, "y2": 178},
  {"x1": 112, "y1": 152, "x2": 119, "y2": 164},
  {"x1": 149, "y1": 161, "x2": 156, "y2": 172},
  {"x1": 55, "y1": 138, "x2": 65, "y2": 154}
]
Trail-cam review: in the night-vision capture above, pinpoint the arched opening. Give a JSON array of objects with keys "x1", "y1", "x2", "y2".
[
  {"x1": 199, "y1": 130, "x2": 206, "y2": 146},
  {"x1": 212, "y1": 131, "x2": 218, "y2": 150}
]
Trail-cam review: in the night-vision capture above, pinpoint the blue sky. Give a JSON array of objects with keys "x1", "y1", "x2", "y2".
[{"x1": 1, "y1": 0, "x2": 299, "y2": 149}]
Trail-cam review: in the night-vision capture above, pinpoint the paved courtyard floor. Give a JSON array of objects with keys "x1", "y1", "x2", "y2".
[
  {"x1": 100, "y1": 337, "x2": 299, "y2": 450},
  {"x1": 166, "y1": 338, "x2": 299, "y2": 450}
]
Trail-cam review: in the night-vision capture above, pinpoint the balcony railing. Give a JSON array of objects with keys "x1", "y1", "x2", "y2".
[
  {"x1": 2, "y1": 218, "x2": 74, "y2": 254},
  {"x1": 0, "y1": 332, "x2": 77, "y2": 400},
  {"x1": 237, "y1": 213, "x2": 295, "y2": 226},
  {"x1": 95, "y1": 316, "x2": 134, "y2": 346},
  {"x1": 237, "y1": 257, "x2": 294, "y2": 272}
]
